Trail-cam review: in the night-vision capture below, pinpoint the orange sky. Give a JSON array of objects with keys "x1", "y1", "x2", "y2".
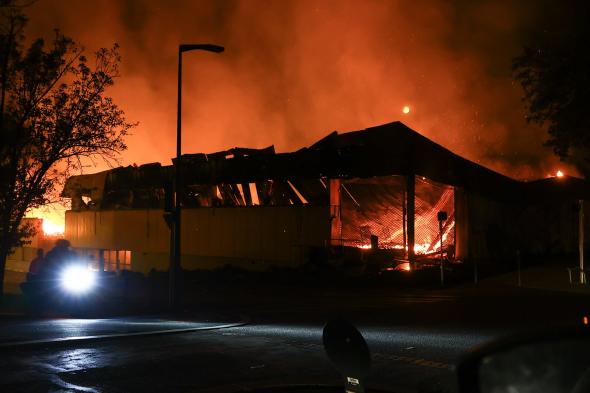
[{"x1": 24, "y1": 0, "x2": 571, "y2": 231}]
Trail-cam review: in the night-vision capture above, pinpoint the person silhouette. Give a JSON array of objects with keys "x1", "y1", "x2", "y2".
[
  {"x1": 27, "y1": 248, "x2": 45, "y2": 281},
  {"x1": 42, "y1": 239, "x2": 77, "y2": 279}
]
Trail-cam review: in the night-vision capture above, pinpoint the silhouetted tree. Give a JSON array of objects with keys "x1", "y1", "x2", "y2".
[
  {"x1": 513, "y1": 3, "x2": 590, "y2": 177},
  {"x1": 0, "y1": 2, "x2": 134, "y2": 296}
]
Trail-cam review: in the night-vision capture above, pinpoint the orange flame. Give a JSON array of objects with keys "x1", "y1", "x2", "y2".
[{"x1": 42, "y1": 218, "x2": 64, "y2": 236}]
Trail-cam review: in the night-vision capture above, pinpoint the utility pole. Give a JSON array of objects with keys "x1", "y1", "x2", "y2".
[{"x1": 171, "y1": 44, "x2": 224, "y2": 310}]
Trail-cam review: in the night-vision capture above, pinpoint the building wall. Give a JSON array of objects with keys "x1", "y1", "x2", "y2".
[
  {"x1": 461, "y1": 192, "x2": 588, "y2": 264},
  {"x1": 6, "y1": 218, "x2": 43, "y2": 273},
  {"x1": 6, "y1": 246, "x2": 39, "y2": 272},
  {"x1": 518, "y1": 199, "x2": 588, "y2": 256},
  {"x1": 464, "y1": 193, "x2": 519, "y2": 263},
  {"x1": 65, "y1": 206, "x2": 331, "y2": 273},
  {"x1": 5, "y1": 246, "x2": 40, "y2": 295},
  {"x1": 454, "y1": 187, "x2": 469, "y2": 260},
  {"x1": 4, "y1": 218, "x2": 52, "y2": 294}
]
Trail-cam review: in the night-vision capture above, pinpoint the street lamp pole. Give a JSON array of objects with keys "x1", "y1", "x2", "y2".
[{"x1": 171, "y1": 43, "x2": 224, "y2": 310}]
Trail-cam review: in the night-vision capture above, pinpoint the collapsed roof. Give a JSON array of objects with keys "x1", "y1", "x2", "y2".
[{"x1": 61, "y1": 121, "x2": 589, "y2": 208}]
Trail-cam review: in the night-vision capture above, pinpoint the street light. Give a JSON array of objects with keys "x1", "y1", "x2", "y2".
[{"x1": 171, "y1": 43, "x2": 224, "y2": 309}]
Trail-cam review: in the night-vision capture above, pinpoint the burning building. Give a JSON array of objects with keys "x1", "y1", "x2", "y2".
[{"x1": 61, "y1": 122, "x2": 590, "y2": 274}]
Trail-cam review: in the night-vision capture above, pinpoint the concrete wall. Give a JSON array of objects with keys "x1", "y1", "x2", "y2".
[{"x1": 65, "y1": 206, "x2": 331, "y2": 273}]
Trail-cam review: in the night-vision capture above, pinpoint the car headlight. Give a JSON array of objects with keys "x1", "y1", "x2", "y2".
[{"x1": 61, "y1": 265, "x2": 96, "y2": 294}]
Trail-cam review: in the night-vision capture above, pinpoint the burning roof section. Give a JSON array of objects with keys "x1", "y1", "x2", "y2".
[{"x1": 62, "y1": 121, "x2": 589, "y2": 210}]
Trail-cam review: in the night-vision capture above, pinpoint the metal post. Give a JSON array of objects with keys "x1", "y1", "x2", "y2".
[
  {"x1": 406, "y1": 174, "x2": 415, "y2": 269},
  {"x1": 171, "y1": 48, "x2": 183, "y2": 309},
  {"x1": 439, "y1": 219, "x2": 444, "y2": 286},
  {"x1": 579, "y1": 200, "x2": 585, "y2": 284},
  {"x1": 170, "y1": 44, "x2": 223, "y2": 310},
  {"x1": 329, "y1": 179, "x2": 342, "y2": 246},
  {"x1": 437, "y1": 211, "x2": 447, "y2": 286},
  {"x1": 402, "y1": 188, "x2": 407, "y2": 253}
]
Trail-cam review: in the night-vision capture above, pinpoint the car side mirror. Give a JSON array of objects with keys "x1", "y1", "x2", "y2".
[
  {"x1": 323, "y1": 319, "x2": 371, "y2": 393},
  {"x1": 457, "y1": 327, "x2": 590, "y2": 393}
]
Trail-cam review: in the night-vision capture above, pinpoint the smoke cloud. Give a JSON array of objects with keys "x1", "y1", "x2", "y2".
[{"x1": 26, "y1": 0, "x2": 571, "y2": 182}]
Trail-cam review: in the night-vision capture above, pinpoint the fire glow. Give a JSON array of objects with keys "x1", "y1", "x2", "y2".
[
  {"x1": 355, "y1": 217, "x2": 454, "y2": 256},
  {"x1": 42, "y1": 219, "x2": 65, "y2": 236},
  {"x1": 398, "y1": 262, "x2": 411, "y2": 271},
  {"x1": 347, "y1": 178, "x2": 455, "y2": 258}
]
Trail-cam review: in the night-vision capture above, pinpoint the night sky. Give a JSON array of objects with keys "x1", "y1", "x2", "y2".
[{"x1": 24, "y1": 0, "x2": 573, "y2": 229}]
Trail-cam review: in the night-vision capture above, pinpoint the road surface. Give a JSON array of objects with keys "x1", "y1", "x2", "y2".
[{"x1": 0, "y1": 287, "x2": 587, "y2": 393}]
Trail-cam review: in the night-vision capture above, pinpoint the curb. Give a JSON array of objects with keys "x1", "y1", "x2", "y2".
[{"x1": 0, "y1": 315, "x2": 250, "y2": 350}]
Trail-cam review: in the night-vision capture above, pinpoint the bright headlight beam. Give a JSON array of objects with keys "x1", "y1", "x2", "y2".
[{"x1": 61, "y1": 265, "x2": 96, "y2": 294}]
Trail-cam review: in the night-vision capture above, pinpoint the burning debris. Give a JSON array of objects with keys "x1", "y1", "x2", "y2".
[{"x1": 339, "y1": 175, "x2": 455, "y2": 262}]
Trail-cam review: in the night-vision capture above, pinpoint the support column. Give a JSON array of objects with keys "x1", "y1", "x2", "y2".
[
  {"x1": 406, "y1": 174, "x2": 415, "y2": 268},
  {"x1": 402, "y1": 188, "x2": 407, "y2": 251},
  {"x1": 329, "y1": 178, "x2": 342, "y2": 246}
]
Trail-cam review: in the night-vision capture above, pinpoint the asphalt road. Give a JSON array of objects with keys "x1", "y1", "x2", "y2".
[
  {"x1": 0, "y1": 316, "x2": 245, "y2": 347},
  {"x1": 0, "y1": 287, "x2": 588, "y2": 393}
]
